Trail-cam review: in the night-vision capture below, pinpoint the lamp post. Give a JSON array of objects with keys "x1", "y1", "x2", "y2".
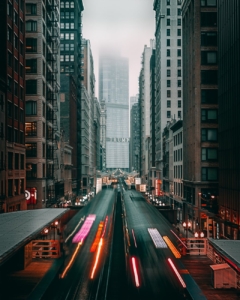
[
  {"x1": 52, "y1": 220, "x2": 58, "y2": 240},
  {"x1": 183, "y1": 221, "x2": 191, "y2": 238}
]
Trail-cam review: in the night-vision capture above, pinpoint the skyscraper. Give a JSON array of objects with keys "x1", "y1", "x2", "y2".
[{"x1": 99, "y1": 53, "x2": 129, "y2": 171}]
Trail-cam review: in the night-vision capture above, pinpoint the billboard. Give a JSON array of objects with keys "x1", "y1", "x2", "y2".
[{"x1": 155, "y1": 179, "x2": 162, "y2": 196}]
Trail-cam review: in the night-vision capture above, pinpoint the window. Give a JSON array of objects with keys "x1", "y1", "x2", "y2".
[
  {"x1": 65, "y1": 33, "x2": 69, "y2": 39},
  {"x1": 178, "y1": 100, "x2": 181, "y2": 108},
  {"x1": 167, "y1": 8, "x2": 170, "y2": 16},
  {"x1": 7, "y1": 26, "x2": 13, "y2": 42},
  {"x1": 26, "y1": 59, "x2": 37, "y2": 73},
  {"x1": 70, "y1": 12, "x2": 74, "y2": 19},
  {"x1": 14, "y1": 81, "x2": 18, "y2": 96},
  {"x1": 178, "y1": 9, "x2": 181, "y2": 16},
  {"x1": 14, "y1": 58, "x2": 18, "y2": 73},
  {"x1": 201, "y1": 0, "x2": 217, "y2": 7},
  {"x1": 20, "y1": 109, "x2": 24, "y2": 122},
  {"x1": 178, "y1": 70, "x2": 181, "y2": 77},
  {"x1": 8, "y1": 51, "x2": 12, "y2": 67},
  {"x1": 201, "y1": 109, "x2": 218, "y2": 122},
  {"x1": 14, "y1": 105, "x2": 18, "y2": 120},
  {"x1": 8, "y1": 101, "x2": 13, "y2": 117},
  {"x1": 26, "y1": 143, "x2": 37, "y2": 157},
  {"x1": 20, "y1": 154, "x2": 24, "y2": 169},
  {"x1": 60, "y1": 12, "x2": 64, "y2": 19},
  {"x1": 167, "y1": 49, "x2": 171, "y2": 57},
  {"x1": 167, "y1": 39, "x2": 170, "y2": 46},
  {"x1": 167, "y1": 100, "x2": 171, "y2": 108},
  {"x1": 167, "y1": 80, "x2": 171, "y2": 87},
  {"x1": 167, "y1": 29, "x2": 170, "y2": 36},
  {"x1": 201, "y1": 12, "x2": 217, "y2": 27},
  {"x1": 177, "y1": 59, "x2": 181, "y2": 67},
  {"x1": 25, "y1": 122, "x2": 37, "y2": 136},
  {"x1": 167, "y1": 70, "x2": 171, "y2": 77},
  {"x1": 201, "y1": 128, "x2": 218, "y2": 141},
  {"x1": 26, "y1": 101, "x2": 37, "y2": 115},
  {"x1": 26, "y1": 20, "x2": 37, "y2": 32},
  {"x1": 60, "y1": 23, "x2": 64, "y2": 29},
  {"x1": 70, "y1": 44, "x2": 74, "y2": 51},
  {"x1": 70, "y1": 33, "x2": 74, "y2": 40},
  {"x1": 202, "y1": 148, "x2": 218, "y2": 161},
  {"x1": 60, "y1": 55, "x2": 64, "y2": 62},
  {"x1": 15, "y1": 153, "x2": 19, "y2": 169},
  {"x1": 177, "y1": 39, "x2": 181, "y2": 46},
  {"x1": 8, "y1": 179, "x2": 13, "y2": 197},
  {"x1": 26, "y1": 80, "x2": 37, "y2": 94},
  {"x1": 167, "y1": 60, "x2": 171, "y2": 67},
  {"x1": 14, "y1": 11, "x2": 19, "y2": 26},
  {"x1": 167, "y1": 19, "x2": 170, "y2": 26},
  {"x1": 167, "y1": 111, "x2": 171, "y2": 118},
  {"x1": 201, "y1": 51, "x2": 217, "y2": 64},
  {"x1": 202, "y1": 167, "x2": 218, "y2": 181},
  {"x1": 26, "y1": 3, "x2": 37, "y2": 14},
  {"x1": 26, "y1": 163, "x2": 37, "y2": 178},
  {"x1": 7, "y1": 76, "x2": 12, "y2": 92},
  {"x1": 65, "y1": 12, "x2": 69, "y2": 18},
  {"x1": 166, "y1": 0, "x2": 170, "y2": 5},
  {"x1": 167, "y1": 90, "x2": 171, "y2": 97},
  {"x1": 70, "y1": 23, "x2": 74, "y2": 29},
  {"x1": 70, "y1": 55, "x2": 74, "y2": 61},
  {"x1": 60, "y1": 2, "x2": 64, "y2": 8},
  {"x1": 178, "y1": 111, "x2": 181, "y2": 118},
  {"x1": 201, "y1": 32, "x2": 217, "y2": 46},
  {"x1": 8, "y1": 152, "x2": 13, "y2": 170},
  {"x1": 14, "y1": 34, "x2": 18, "y2": 49},
  {"x1": 177, "y1": 0, "x2": 181, "y2": 4},
  {"x1": 178, "y1": 80, "x2": 181, "y2": 87},
  {"x1": 201, "y1": 89, "x2": 218, "y2": 104},
  {"x1": 201, "y1": 70, "x2": 218, "y2": 84},
  {"x1": 65, "y1": 23, "x2": 69, "y2": 29},
  {"x1": 70, "y1": 2, "x2": 74, "y2": 8},
  {"x1": 177, "y1": 29, "x2": 181, "y2": 36},
  {"x1": 65, "y1": 55, "x2": 69, "y2": 61},
  {"x1": 177, "y1": 19, "x2": 181, "y2": 26},
  {"x1": 177, "y1": 49, "x2": 181, "y2": 56},
  {"x1": 65, "y1": 1, "x2": 69, "y2": 8}
]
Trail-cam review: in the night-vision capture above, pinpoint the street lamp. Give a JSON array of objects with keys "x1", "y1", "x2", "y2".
[
  {"x1": 183, "y1": 221, "x2": 191, "y2": 238},
  {"x1": 194, "y1": 231, "x2": 204, "y2": 238},
  {"x1": 52, "y1": 220, "x2": 58, "y2": 240}
]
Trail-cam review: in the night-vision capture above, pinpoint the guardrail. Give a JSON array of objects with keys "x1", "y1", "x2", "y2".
[{"x1": 32, "y1": 240, "x2": 60, "y2": 258}]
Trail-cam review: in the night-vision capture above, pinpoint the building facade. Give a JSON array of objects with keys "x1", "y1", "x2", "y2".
[
  {"x1": 182, "y1": 0, "x2": 218, "y2": 235},
  {"x1": 218, "y1": 0, "x2": 240, "y2": 239},
  {"x1": 153, "y1": 0, "x2": 183, "y2": 185},
  {"x1": 99, "y1": 53, "x2": 129, "y2": 171},
  {"x1": 129, "y1": 102, "x2": 140, "y2": 173},
  {"x1": 60, "y1": 0, "x2": 84, "y2": 198},
  {"x1": 0, "y1": 0, "x2": 26, "y2": 213}
]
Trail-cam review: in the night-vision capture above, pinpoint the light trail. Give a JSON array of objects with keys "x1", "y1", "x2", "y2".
[
  {"x1": 148, "y1": 228, "x2": 167, "y2": 248},
  {"x1": 168, "y1": 258, "x2": 186, "y2": 288},
  {"x1": 170, "y1": 230, "x2": 187, "y2": 249},
  {"x1": 90, "y1": 221, "x2": 104, "y2": 252},
  {"x1": 90, "y1": 238, "x2": 103, "y2": 279},
  {"x1": 61, "y1": 241, "x2": 82, "y2": 278},
  {"x1": 163, "y1": 236, "x2": 181, "y2": 258},
  {"x1": 65, "y1": 216, "x2": 85, "y2": 243},
  {"x1": 132, "y1": 257, "x2": 140, "y2": 287},
  {"x1": 101, "y1": 216, "x2": 108, "y2": 238},
  {"x1": 72, "y1": 214, "x2": 96, "y2": 243},
  {"x1": 132, "y1": 229, "x2": 137, "y2": 248}
]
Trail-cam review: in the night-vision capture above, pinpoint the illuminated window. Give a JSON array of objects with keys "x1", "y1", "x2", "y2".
[{"x1": 25, "y1": 122, "x2": 37, "y2": 136}]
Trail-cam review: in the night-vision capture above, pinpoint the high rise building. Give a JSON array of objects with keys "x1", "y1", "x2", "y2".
[
  {"x1": 99, "y1": 53, "x2": 129, "y2": 171},
  {"x1": 182, "y1": 0, "x2": 218, "y2": 233},
  {"x1": 218, "y1": 0, "x2": 240, "y2": 239},
  {"x1": 0, "y1": 0, "x2": 26, "y2": 213},
  {"x1": 129, "y1": 102, "x2": 140, "y2": 173},
  {"x1": 154, "y1": 0, "x2": 183, "y2": 183},
  {"x1": 60, "y1": 0, "x2": 84, "y2": 197},
  {"x1": 100, "y1": 100, "x2": 106, "y2": 171},
  {"x1": 25, "y1": 0, "x2": 61, "y2": 208},
  {"x1": 139, "y1": 41, "x2": 155, "y2": 185}
]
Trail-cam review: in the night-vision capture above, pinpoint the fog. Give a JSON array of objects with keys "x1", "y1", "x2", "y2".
[{"x1": 82, "y1": 0, "x2": 155, "y2": 97}]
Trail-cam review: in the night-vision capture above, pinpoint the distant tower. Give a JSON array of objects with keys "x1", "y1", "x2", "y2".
[{"x1": 99, "y1": 53, "x2": 129, "y2": 171}]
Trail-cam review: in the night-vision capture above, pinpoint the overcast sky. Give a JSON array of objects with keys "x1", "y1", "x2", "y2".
[{"x1": 82, "y1": 0, "x2": 155, "y2": 98}]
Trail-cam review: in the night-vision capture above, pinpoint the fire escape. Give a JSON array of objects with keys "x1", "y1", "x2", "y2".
[{"x1": 46, "y1": 0, "x2": 60, "y2": 205}]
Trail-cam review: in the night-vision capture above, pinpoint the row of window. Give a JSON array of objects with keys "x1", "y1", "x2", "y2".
[
  {"x1": 166, "y1": 8, "x2": 181, "y2": 16},
  {"x1": 60, "y1": 43, "x2": 75, "y2": 52},
  {"x1": 7, "y1": 126, "x2": 24, "y2": 144},
  {"x1": 60, "y1": 55, "x2": 74, "y2": 62},
  {"x1": 60, "y1": 22, "x2": 75, "y2": 29},
  {"x1": 167, "y1": 39, "x2": 181, "y2": 47},
  {"x1": 167, "y1": 100, "x2": 181, "y2": 108},
  {"x1": 167, "y1": 29, "x2": 181, "y2": 36},
  {"x1": 60, "y1": 65, "x2": 75, "y2": 73},
  {"x1": 167, "y1": 69, "x2": 181, "y2": 77},
  {"x1": 60, "y1": 33, "x2": 75, "y2": 40},
  {"x1": 7, "y1": 77, "x2": 24, "y2": 99},
  {"x1": 166, "y1": 18, "x2": 181, "y2": 26},
  {"x1": 167, "y1": 90, "x2": 181, "y2": 98},
  {"x1": 174, "y1": 165, "x2": 183, "y2": 178},
  {"x1": 166, "y1": 59, "x2": 181, "y2": 67},
  {"x1": 166, "y1": 80, "x2": 182, "y2": 88},
  {"x1": 7, "y1": 152, "x2": 24, "y2": 170},
  {"x1": 174, "y1": 148, "x2": 182, "y2": 162},
  {"x1": 174, "y1": 132, "x2": 182, "y2": 146},
  {"x1": 174, "y1": 182, "x2": 183, "y2": 198},
  {"x1": 7, "y1": 179, "x2": 25, "y2": 197},
  {"x1": 60, "y1": 12, "x2": 75, "y2": 19},
  {"x1": 167, "y1": 111, "x2": 181, "y2": 119},
  {"x1": 7, "y1": 27, "x2": 24, "y2": 54},
  {"x1": 60, "y1": 1, "x2": 75, "y2": 8},
  {"x1": 167, "y1": 49, "x2": 181, "y2": 57},
  {"x1": 7, "y1": 102, "x2": 24, "y2": 122},
  {"x1": 8, "y1": 52, "x2": 24, "y2": 75}
]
